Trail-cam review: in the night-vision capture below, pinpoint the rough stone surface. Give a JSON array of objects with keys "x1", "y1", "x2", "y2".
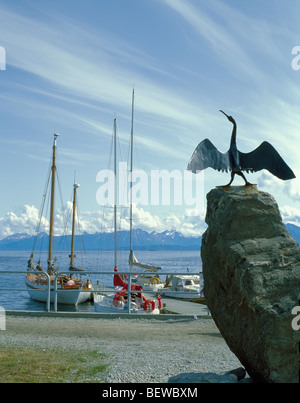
[{"x1": 201, "y1": 185, "x2": 300, "y2": 383}]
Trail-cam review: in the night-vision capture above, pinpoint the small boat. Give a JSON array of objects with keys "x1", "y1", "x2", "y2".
[
  {"x1": 25, "y1": 272, "x2": 91, "y2": 305},
  {"x1": 94, "y1": 293, "x2": 161, "y2": 314},
  {"x1": 94, "y1": 268, "x2": 161, "y2": 314},
  {"x1": 25, "y1": 134, "x2": 92, "y2": 305},
  {"x1": 129, "y1": 251, "x2": 165, "y2": 292},
  {"x1": 160, "y1": 274, "x2": 204, "y2": 303}
]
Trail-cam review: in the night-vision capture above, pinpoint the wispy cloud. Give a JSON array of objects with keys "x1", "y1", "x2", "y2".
[
  {"x1": 0, "y1": 4, "x2": 216, "y2": 170},
  {"x1": 0, "y1": 1, "x2": 299, "y2": 233},
  {"x1": 162, "y1": 0, "x2": 264, "y2": 81},
  {"x1": 160, "y1": 0, "x2": 300, "y2": 176},
  {"x1": 0, "y1": 7, "x2": 204, "y2": 127}
]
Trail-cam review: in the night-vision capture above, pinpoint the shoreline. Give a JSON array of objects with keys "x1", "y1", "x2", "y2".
[{"x1": 0, "y1": 312, "x2": 244, "y2": 383}]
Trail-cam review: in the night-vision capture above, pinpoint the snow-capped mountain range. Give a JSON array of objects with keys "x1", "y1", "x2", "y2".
[
  {"x1": 0, "y1": 229, "x2": 201, "y2": 251},
  {"x1": 0, "y1": 224, "x2": 299, "y2": 251}
]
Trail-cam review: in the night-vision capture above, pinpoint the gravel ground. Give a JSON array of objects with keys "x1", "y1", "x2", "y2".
[{"x1": 0, "y1": 313, "x2": 243, "y2": 383}]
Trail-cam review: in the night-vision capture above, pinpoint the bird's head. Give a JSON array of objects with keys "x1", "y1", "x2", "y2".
[{"x1": 219, "y1": 110, "x2": 236, "y2": 125}]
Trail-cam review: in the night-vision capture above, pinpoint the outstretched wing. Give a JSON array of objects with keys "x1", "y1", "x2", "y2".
[
  {"x1": 187, "y1": 139, "x2": 230, "y2": 173},
  {"x1": 239, "y1": 141, "x2": 295, "y2": 180}
]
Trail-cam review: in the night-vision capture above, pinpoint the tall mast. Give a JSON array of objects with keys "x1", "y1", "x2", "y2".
[
  {"x1": 129, "y1": 89, "x2": 134, "y2": 271},
  {"x1": 70, "y1": 183, "x2": 80, "y2": 269},
  {"x1": 113, "y1": 118, "x2": 117, "y2": 269},
  {"x1": 48, "y1": 133, "x2": 59, "y2": 272}
]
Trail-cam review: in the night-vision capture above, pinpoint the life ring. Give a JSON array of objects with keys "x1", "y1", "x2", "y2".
[
  {"x1": 151, "y1": 277, "x2": 159, "y2": 285},
  {"x1": 144, "y1": 299, "x2": 155, "y2": 311}
]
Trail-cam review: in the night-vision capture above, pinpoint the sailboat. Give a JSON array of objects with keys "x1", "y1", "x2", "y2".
[
  {"x1": 126, "y1": 90, "x2": 164, "y2": 291},
  {"x1": 25, "y1": 134, "x2": 92, "y2": 305},
  {"x1": 94, "y1": 92, "x2": 161, "y2": 313}
]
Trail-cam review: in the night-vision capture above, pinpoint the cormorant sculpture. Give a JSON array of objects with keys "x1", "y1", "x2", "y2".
[{"x1": 187, "y1": 110, "x2": 296, "y2": 186}]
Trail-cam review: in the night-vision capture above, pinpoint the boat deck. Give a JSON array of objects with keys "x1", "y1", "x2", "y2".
[{"x1": 160, "y1": 297, "x2": 209, "y2": 316}]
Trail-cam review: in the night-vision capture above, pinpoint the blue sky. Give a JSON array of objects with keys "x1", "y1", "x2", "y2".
[{"x1": 0, "y1": 0, "x2": 299, "y2": 239}]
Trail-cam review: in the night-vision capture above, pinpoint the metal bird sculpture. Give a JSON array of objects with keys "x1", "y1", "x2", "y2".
[{"x1": 187, "y1": 110, "x2": 296, "y2": 186}]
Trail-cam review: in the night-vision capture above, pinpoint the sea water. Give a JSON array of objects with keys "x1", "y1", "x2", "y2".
[{"x1": 0, "y1": 250, "x2": 202, "y2": 312}]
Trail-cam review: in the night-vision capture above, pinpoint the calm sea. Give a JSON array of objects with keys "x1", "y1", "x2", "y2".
[{"x1": 0, "y1": 250, "x2": 202, "y2": 312}]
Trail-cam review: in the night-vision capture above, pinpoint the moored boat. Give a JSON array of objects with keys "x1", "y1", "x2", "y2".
[
  {"x1": 94, "y1": 268, "x2": 161, "y2": 314},
  {"x1": 94, "y1": 93, "x2": 161, "y2": 314},
  {"x1": 160, "y1": 274, "x2": 204, "y2": 303},
  {"x1": 25, "y1": 271, "x2": 91, "y2": 305},
  {"x1": 25, "y1": 134, "x2": 92, "y2": 305},
  {"x1": 129, "y1": 251, "x2": 165, "y2": 292}
]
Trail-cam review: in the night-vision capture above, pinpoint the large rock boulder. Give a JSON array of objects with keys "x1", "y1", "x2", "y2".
[{"x1": 201, "y1": 185, "x2": 300, "y2": 383}]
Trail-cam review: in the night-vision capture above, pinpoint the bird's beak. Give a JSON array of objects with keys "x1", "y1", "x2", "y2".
[{"x1": 219, "y1": 110, "x2": 229, "y2": 118}]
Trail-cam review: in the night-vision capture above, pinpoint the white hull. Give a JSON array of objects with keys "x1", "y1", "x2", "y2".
[
  {"x1": 161, "y1": 274, "x2": 204, "y2": 302},
  {"x1": 94, "y1": 293, "x2": 160, "y2": 314},
  {"x1": 137, "y1": 283, "x2": 165, "y2": 292},
  {"x1": 25, "y1": 278, "x2": 91, "y2": 305},
  {"x1": 161, "y1": 290, "x2": 203, "y2": 301}
]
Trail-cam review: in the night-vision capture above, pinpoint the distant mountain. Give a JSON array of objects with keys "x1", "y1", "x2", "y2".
[
  {"x1": 0, "y1": 223, "x2": 299, "y2": 251},
  {"x1": 0, "y1": 229, "x2": 202, "y2": 251},
  {"x1": 2, "y1": 233, "x2": 32, "y2": 241}
]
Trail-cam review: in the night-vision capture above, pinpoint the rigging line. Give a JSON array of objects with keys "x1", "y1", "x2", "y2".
[
  {"x1": 32, "y1": 161, "x2": 51, "y2": 255},
  {"x1": 38, "y1": 185, "x2": 51, "y2": 263},
  {"x1": 117, "y1": 122, "x2": 124, "y2": 166},
  {"x1": 75, "y1": 194, "x2": 89, "y2": 271},
  {"x1": 65, "y1": 187, "x2": 74, "y2": 258},
  {"x1": 75, "y1": 201, "x2": 84, "y2": 270},
  {"x1": 107, "y1": 124, "x2": 114, "y2": 172},
  {"x1": 56, "y1": 166, "x2": 68, "y2": 234},
  {"x1": 96, "y1": 123, "x2": 116, "y2": 267},
  {"x1": 54, "y1": 167, "x2": 70, "y2": 256},
  {"x1": 115, "y1": 118, "x2": 128, "y2": 256}
]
